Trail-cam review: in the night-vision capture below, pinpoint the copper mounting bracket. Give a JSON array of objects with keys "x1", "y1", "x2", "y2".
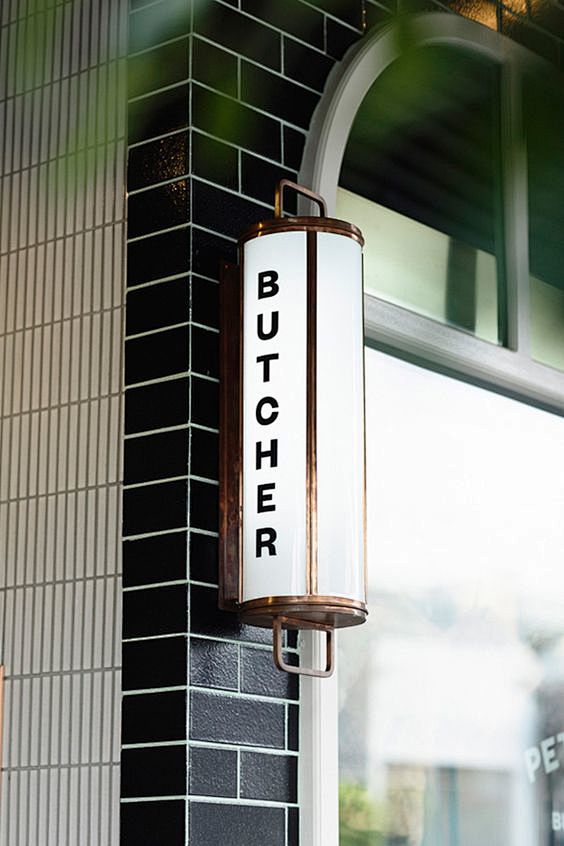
[
  {"x1": 274, "y1": 179, "x2": 328, "y2": 218},
  {"x1": 273, "y1": 616, "x2": 334, "y2": 678}
]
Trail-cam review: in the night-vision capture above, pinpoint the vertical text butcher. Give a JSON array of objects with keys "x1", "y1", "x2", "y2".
[{"x1": 255, "y1": 270, "x2": 280, "y2": 560}]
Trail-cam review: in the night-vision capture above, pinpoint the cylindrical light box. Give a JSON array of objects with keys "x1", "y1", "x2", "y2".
[{"x1": 219, "y1": 181, "x2": 367, "y2": 675}]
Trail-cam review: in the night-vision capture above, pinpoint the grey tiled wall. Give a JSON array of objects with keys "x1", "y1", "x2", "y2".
[{"x1": 0, "y1": 0, "x2": 127, "y2": 842}]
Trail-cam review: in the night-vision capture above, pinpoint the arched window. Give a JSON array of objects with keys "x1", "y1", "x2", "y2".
[{"x1": 300, "y1": 16, "x2": 564, "y2": 846}]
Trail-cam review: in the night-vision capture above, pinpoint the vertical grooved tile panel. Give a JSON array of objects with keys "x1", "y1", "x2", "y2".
[{"x1": 0, "y1": 0, "x2": 126, "y2": 842}]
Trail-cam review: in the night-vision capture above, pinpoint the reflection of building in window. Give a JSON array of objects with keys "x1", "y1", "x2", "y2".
[{"x1": 339, "y1": 349, "x2": 564, "y2": 845}]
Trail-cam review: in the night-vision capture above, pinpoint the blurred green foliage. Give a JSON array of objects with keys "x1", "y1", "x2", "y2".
[{"x1": 339, "y1": 780, "x2": 386, "y2": 845}]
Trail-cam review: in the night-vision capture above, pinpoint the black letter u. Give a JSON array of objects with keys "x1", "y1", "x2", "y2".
[{"x1": 257, "y1": 311, "x2": 279, "y2": 341}]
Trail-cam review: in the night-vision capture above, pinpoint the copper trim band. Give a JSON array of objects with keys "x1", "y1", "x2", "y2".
[
  {"x1": 361, "y1": 252, "x2": 368, "y2": 602},
  {"x1": 238, "y1": 253, "x2": 245, "y2": 604},
  {"x1": 306, "y1": 230, "x2": 318, "y2": 597},
  {"x1": 218, "y1": 262, "x2": 243, "y2": 610},
  {"x1": 240, "y1": 594, "x2": 368, "y2": 612},
  {"x1": 239, "y1": 217, "x2": 364, "y2": 247},
  {"x1": 239, "y1": 595, "x2": 368, "y2": 630}
]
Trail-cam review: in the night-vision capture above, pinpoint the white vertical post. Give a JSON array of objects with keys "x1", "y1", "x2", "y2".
[{"x1": 300, "y1": 632, "x2": 339, "y2": 846}]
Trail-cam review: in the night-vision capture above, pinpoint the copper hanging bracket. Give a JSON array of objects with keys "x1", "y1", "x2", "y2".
[{"x1": 273, "y1": 616, "x2": 334, "y2": 678}]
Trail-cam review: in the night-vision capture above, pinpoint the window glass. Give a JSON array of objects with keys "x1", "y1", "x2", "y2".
[
  {"x1": 526, "y1": 69, "x2": 564, "y2": 371},
  {"x1": 338, "y1": 47, "x2": 502, "y2": 344},
  {"x1": 339, "y1": 347, "x2": 564, "y2": 845}
]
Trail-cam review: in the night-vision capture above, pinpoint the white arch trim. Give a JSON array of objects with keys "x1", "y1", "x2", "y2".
[{"x1": 301, "y1": 12, "x2": 541, "y2": 216}]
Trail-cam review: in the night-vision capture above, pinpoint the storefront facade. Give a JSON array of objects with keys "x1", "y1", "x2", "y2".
[{"x1": 1, "y1": 0, "x2": 564, "y2": 843}]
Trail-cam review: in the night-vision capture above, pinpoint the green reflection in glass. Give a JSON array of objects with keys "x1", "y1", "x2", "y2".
[
  {"x1": 337, "y1": 189, "x2": 499, "y2": 343},
  {"x1": 526, "y1": 69, "x2": 564, "y2": 372},
  {"x1": 338, "y1": 46, "x2": 503, "y2": 344}
]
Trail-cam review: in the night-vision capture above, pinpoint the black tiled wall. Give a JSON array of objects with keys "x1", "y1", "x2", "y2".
[{"x1": 121, "y1": 0, "x2": 564, "y2": 843}]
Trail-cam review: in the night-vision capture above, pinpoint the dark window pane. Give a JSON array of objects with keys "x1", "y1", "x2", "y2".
[
  {"x1": 339, "y1": 46, "x2": 503, "y2": 343},
  {"x1": 526, "y1": 68, "x2": 564, "y2": 371}
]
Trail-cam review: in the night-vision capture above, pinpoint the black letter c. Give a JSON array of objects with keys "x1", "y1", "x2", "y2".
[{"x1": 256, "y1": 397, "x2": 279, "y2": 425}]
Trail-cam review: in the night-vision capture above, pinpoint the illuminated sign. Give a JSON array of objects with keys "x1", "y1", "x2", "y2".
[{"x1": 220, "y1": 181, "x2": 368, "y2": 677}]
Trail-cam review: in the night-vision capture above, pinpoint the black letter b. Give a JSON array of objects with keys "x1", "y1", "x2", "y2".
[{"x1": 258, "y1": 271, "x2": 279, "y2": 299}]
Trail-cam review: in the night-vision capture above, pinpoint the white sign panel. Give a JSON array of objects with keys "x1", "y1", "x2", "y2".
[
  {"x1": 242, "y1": 231, "x2": 308, "y2": 602},
  {"x1": 316, "y1": 232, "x2": 365, "y2": 602}
]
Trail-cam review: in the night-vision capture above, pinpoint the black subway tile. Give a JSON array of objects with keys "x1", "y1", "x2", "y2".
[
  {"x1": 193, "y1": 84, "x2": 281, "y2": 162},
  {"x1": 190, "y1": 691, "x2": 285, "y2": 747},
  {"x1": 365, "y1": 2, "x2": 394, "y2": 29},
  {"x1": 122, "y1": 635, "x2": 187, "y2": 690},
  {"x1": 189, "y1": 747, "x2": 238, "y2": 797},
  {"x1": 241, "y1": 645, "x2": 298, "y2": 701},
  {"x1": 126, "y1": 277, "x2": 190, "y2": 337},
  {"x1": 240, "y1": 751, "x2": 297, "y2": 802},
  {"x1": 127, "y1": 227, "x2": 189, "y2": 286},
  {"x1": 128, "y1": 179, "x2": 189, "y2": 239},
  {"x1": 307, "y1": 0, "x2": 362, "y2": 27},
  {"x1": 123, "y1": 530, "x2": 187, "y2": 587},
  {"x1": 190, "y1": 584, "x2": 240, "y2": 639},
  {"x1": 122, "y1": 690, "x2": 187, "y2": 743},
  {"x1": 190, "y1": 637, "x2": 239, "y2": 691},
  {"x1": 129, "y1": 0, "x2": 189, "y2": 53},
  {"x1": 129, "y1": 83, "x2": 188, "y2": 144},
  {"x1": 125, "y1": 377, "x2": 189, "y2": 435},
  {"x1": 125, "y1": 326, "x2": 188, "y2": 385},
  {"x1": 120, "y1": 799, "x2": 185, "y2": 846},
  {"x1": 326, "y1": 17, "x2": 360, "y2": 60},
  {"x1": 123, "y1": 478, "x2": 188, "y2": 536},
  {"x1": 190, "y1": 427, "x2": 218, "y2": 480},
  {"x1": 189, "y1": 530, "x2": 218, "y2": 583},
  {"x1": 283, "y1": 126, "x2": 305, "y2": 171},
  {"x1": 189, "y1": 478, "x2": 218, "y2": 532},
  {"x1": 283, "y1": 37, "x2": 334, "y2": 92},
  {"x1": 192, "y1": 37, "x2": 238, "y2": 97},
  {"x1": 194, "y1": 2, "x2": 281, "y2": 71},
  {"x1": 241, "y1": 153, "x2": 296, "y2": 211},
  {"x1": 287, "y1": 703, "x2": 299, "y2": 751},
  {"x1": 192, "y1": 226, "x2": 236, "y2": 280},
  {"x1": 288, "y1": 807, "x2": 299, "y2": 846},
  {"x1": 192, "y1": 131, "x2": 238, "y2": 191},
  {"x1": 191, "y1": 325, "x2": 218, "y2": 379},
  {"x1": 123, "y1": 583, "x2": 188, "y2": 638},
  {"x1": 124, "y1": 429, "x2": 189, "y2": 485},
  {"x1": 189, "y1": 585, "x2": 271, "y2": 645},
  {"x1": 191, "y1": 276, "x2": 219, "y2": 330},
  {"x1": 190, "y1": 802, "x2": 285, "y2": 846},
  {"x1": 128, "y1": 38, "x2": 188, "y2": 100},
  {"x1": 192, "y1": 179, "x2": 270, "y2": 240},
  {"x1": 242, "y1": 0, "x2": 324, "y2": 49},
  {"x1": 121, "y1": 745, "x2": 186, "y2": 798},
  {"x1": 190, "y1": 376, "x2": 218, "y2": 430},
  {"x1": 128, "y1": 132, "x2": 189, "y2": 191},
  {"x1": 241, "y1": 62, "x2": 319, "y2": 130}
]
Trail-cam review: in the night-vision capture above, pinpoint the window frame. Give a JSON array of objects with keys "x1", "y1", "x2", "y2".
[{"x1": 298, "y1": 14, "x2": 564, "y2": 846}]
